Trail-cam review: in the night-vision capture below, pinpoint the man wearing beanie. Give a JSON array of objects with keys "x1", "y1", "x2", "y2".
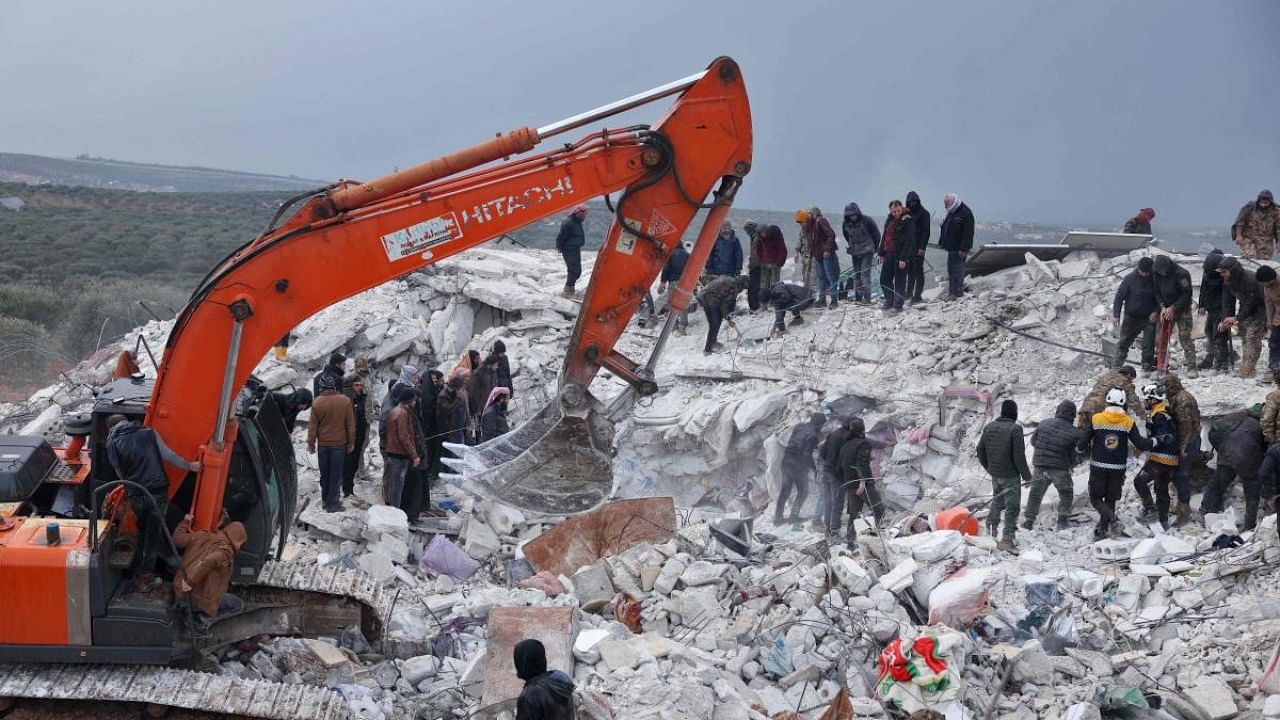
[
  {"x1": 1124, "y1": 208, "x2": 1156, "y2": 235},
  {"x1": 976, "y1": 399, "x2": 1031, "y2": 551},
  {"x1": 1257, "y1": 265, "x2": 1280, "y2": 382},
  {"x1": 1198, "y1": 250, "x2": 1229, "y2": 371},
  {"x1": 1217, "y1": 256, "x2": 1267, "y2": 378},
  {"x1": 1112, "y1": 257, "x2": 1159, "y2": 371},
  {"x1": 1151, "y1": 255, "x2": 1197, "y2": 377}
]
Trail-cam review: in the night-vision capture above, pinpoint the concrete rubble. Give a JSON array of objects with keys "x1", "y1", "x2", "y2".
[{"x1": 5, "y1": 245, "x2": 1280, "y2": 718}]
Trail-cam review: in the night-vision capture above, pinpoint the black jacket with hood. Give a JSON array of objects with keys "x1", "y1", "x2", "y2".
[
  {"x1": 1220, "y1": 257, "x2": 1266, "y2": 322},
  {"x1": 1198, "y1": 251, "x2": 1226, "y2": 314},
  {"x1": 1031, "y1": 401, "x2": 1082, "y2": 470},
  {"x1": 514, "y1": 640, "x2": 575, "y2": 720},
  {"x1": 904, "y1": 191, "x2": 931, "y2": 253},
  {"x1": 842, "y1": 203, "x2": 881, "y2": 257},
  {"x1": 1152, "y1": 258, "x2": 1194, "y2": 313}
]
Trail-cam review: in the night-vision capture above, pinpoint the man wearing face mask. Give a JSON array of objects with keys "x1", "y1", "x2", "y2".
[{"x1": 903, "y1": 191, "x2": 931, "y2": 304}]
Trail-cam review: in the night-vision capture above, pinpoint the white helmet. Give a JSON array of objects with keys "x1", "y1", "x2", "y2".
[
  {"x1": 1105, "y1": 387, "x2": 1126, "y2": 407},
  {"x1": 1141, "y1": 383, "x2": 1167, "y2": 404}
]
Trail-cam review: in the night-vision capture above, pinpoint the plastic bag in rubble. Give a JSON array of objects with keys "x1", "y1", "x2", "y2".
[
  {"x1": 764, "y1": 635, "x2": 794, "y2": 677},
  {"x1": 420, "y1": 534, "x2": 480, "y2": 581},
  {"x1": 876, "y1": 627, "x2": 967, "y2": 714}
]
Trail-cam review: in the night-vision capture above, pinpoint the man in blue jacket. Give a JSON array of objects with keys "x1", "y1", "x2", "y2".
[
  {"x1": 555, "y1": 204, "x2": 589, "y2": 298},
  {"x1": 705, "y1": 222, "x2": 744, "y2": 279}
]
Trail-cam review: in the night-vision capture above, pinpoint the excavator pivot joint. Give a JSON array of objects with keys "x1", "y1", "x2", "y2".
[{"x1": 229, "y1": 299, "x2": 253, "y2": 321}]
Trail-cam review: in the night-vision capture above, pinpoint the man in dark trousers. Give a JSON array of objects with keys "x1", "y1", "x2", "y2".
[
  {"x1": 1198, "y1": 250, "x2": 1228, "y2": 371},
  {"x1": 1132, "y1": 383, "x2": 1180, "y2": 528},
  {"x1": 767, "y1": 281, "x2": 816, "y2": 336},
  {"x1": 1077, "y1": 388, "x2": 1154, "y2": 539},
  {"x1": 419, "y1": 370, "x2": 445, "y2": 479},
  {"x1": 657, "y1": 242, "x2": 691, "y2": 334},
  {"x1": 903, "y1": 191, "x2": 931, "y2": 304},
  {"x1": 838, "y1": 418, "x2": 881, "y2": 539},
  {"x1": 976, "y1": 400, "x2": 1032, "y2": 552},
  {"x1": 1023, "y1": 400, "x2": 1080, "y2": 531},
  {"x1": 1163, "y1": 373, "x2": 1199, "y2": 525},
  {"x1": 1151, "y1": 255, "x2": 1197, "y2": 377},
  {"x1": 341, "y1": 376, "x2": 370, "y2": 498},
  {"x1": 307, "y1": 373, "x2": 356, "y2": 512},
  {"x1": 880, "y1": 200, "x2": 915, "y2": 312},
  {"x1": 842, "y1": 203, "x2": 881, "y2": 304},
  {"x1": 382, "y1": 388, "x2": 420, "y2": 508},
  {"x1": 775, "y1": 413, "x2": 825, "y2": 525},
  {"x1": 1203, "y1": 404, "x2": 1267, "y2": 531},
  {"x1": 938, "y1": 194, "x2": 975, "y2": 300},
  {"x1": 513, "y1": 639, "x2": 575, "y2": 720},
  {"x1": 105, "y1": 415, "x2": 202, "y2": 588},
  {"x1": 313, "y1": 352, "x2": 346, "y2": 395},
  {"x1": 697, "y1": 274, "x2": 749, "y2": 355},
  {"x1": 1112, "y1": 257, "x2": 1158, "y2": 371},
  {"x1": 818, "y1": 417, "x2": 855, "y2": 533},
  {"x1": 555, "y1": 204, "x2": 588, "y2": 298},
  {"x1": 1218, "y1": 256, "x2": 1267, "y2": 378}
]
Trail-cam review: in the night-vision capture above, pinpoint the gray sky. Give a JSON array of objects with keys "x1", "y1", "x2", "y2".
[{"x1": 2, "y1": 0, "x2": 1276, "y2": 226}]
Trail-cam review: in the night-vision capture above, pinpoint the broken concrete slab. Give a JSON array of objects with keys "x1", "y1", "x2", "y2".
[
  {"x1": 480, "y1": 607, "x2": 576, "y2": 711},
  {"x1": 522, "y1": 497, "x2": 677, "y2": 577},
  {"x1": 571, "y1": 563, "x2": 616, "y2": 612}
]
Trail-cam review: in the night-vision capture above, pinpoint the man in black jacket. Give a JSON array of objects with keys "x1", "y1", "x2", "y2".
[
  {"x1": 818, "y1": 417, "x2": 854, "y2": 533},
  {"x1": 513, "y1": 639, "x2": 575, "y2": 720},
  {"x1": 903, "y1": 191, "x2": 931, "y2": 304},
  {"x1": 1218, "y1": 256, "x2": 1267, "y2": 378},
  {"x1": 775, "y1": 413, "x2": 825, "y2": 525},
  {"x1": 1112, "y1": 257, "x2": 1158, "y2": 371},
  {"x1": 555, "y1": 204, "x2": 588, "y2": 298},
  {"x1": 1152, "y1": 255, "x2": 1198, "y2": 377},
  {"x1": 939, "y1": 194, "x2": 975, "y2": 300},
  {"x1": 838, "y1": 418, "x2": 881, "y2": 538},
  {"x1": 880, "y1": 200, "x2": 916, "y2": 312},
  {"x1": 842, "y1": 203, "x2": 880, "y2": 304},
  {"x1": 1198, "y1": 251, "x2": 1228, "y2": 370},
  {"x1": 657, "y1": 243, "x2": 691, "y2": 334},
  {"x1": 976, "y1": 400, "x2": 1032, "y2": 551},
  {"x1": 1204, "y1": 406, "x2": 1266, "y2": 530},
  {"x1": 341, "y1": 377, "x2": 370, "y2": 498},
  {"x1": 1023, "y1": 400, "x2": 1081, "y2": 531},
  {"x1": 313, "y1": 352, "x2": 346, "y2": 395},
  {"x1": 418, "y1": 370, "x2": 445, "y2": 479},
  {"x1": 768, "y1": 281, "x2": 816, "y2": 336},
  {"x1": 1123, "y1": 208, "x2": 1156, "y2": 235}
]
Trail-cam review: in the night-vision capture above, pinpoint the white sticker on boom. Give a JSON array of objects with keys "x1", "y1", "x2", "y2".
[
  {"x1": 382, "y1": 213, "x2": 461, "y2": 262},
  {"x1": 616, "y1": 216, "x2": 642, "y2": 255}
]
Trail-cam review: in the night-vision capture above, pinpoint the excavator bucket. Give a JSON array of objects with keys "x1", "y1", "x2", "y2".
[{"x1": 440, "y1": 391, "x2": 615, "y2": 515}]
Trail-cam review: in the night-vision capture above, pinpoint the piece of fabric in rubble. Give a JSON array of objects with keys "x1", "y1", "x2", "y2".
[{"x1": 876, "y1": 628, "x2": 967, "y2": 714}]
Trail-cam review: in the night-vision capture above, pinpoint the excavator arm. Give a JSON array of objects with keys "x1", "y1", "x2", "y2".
[{"x1": 150, "y1": 57, "x2": 751, "y2": 529}]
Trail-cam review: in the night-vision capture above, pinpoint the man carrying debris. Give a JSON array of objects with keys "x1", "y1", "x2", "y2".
[
  {"x1": 1023, "y1": 400, "x2": 1081, "y2": 531},
  {"x1": 880, "y1": 199, "x2": 916, "y2": 312},
  {"x1": 976, "y1": 400, "x2": 1032, "y2": 551},
  {"x1": 775, "y1": 413, "x2": 825, "y2": 526},
  {"x1": 657, "y1": 241, "x2": 691, "y2": 334},
  {"x1": 903, "y1": 191, "x2": 931, "y2": 304},
  {"x1": 1077, "y1": 366, "x2": 1143, "y2": 430},
  {"x1": 1133, "y1": 384, "x2": 1180, "y2": 528},
  {"x1": 1257, "y1": 266, "x2": 1280, "y2": 382},
  {"x1": 513, "y1": 639, "x2": 575, "y2": 720},
  {"x1": 1204, "y1": 404, "x2": 1267, "y2": 531},
  {"x1": 1164, "y1": 373, "x2": 1200, "y2": 525},
  {"x1": 838, "y1": 418, "x2": 882, "y2": 538},
  {"x1": 842, "y1": 202, "x2": 880, "y2": 304},
  {"x1": 555, "y1": 204, "x2": 588, "y2": 298},
  {"x1": 1112, "y1": 257, "x2": 1158, "y2": 371},
  {"x1": 1198, "y1": 250, "x2": 1229, "y2": 371},
  {"x1": 173, "y1": 513, "x2": 247, "y2": 629},
  {"x1": 307, "y1": 373, "x2": 355, "y2": 513},
  {"x1": 767, "y1": 281, "x2": 816, "y2": 336},
  {"x1": 1217, "y1": 256, "x2": 1267, "y2": 378},
  {"x1": 697, "y1": 274, "x2": 749, "y2": 355},
  {"x1": 1123, "y1": 207, "x2": 1156, "y2": 235},
  {"x1": 1232, "y1": 189, "x2": 1279, "y2": 260},
  {"x1": 939, "y1": 194, "x2": 975, "y2": 301},
  {"x1": 1151, "y1": 255, "x2": 1198, "y2": 377},
  {"x1": 1077, "y1": 388, "x2": 1155, "y2": 539},
  {"x1": 382, "y1": 388, "x2": 421, "y2": 507},
  {"x1": 818, "y1": 416, "x2": 855, "y2": 533}
]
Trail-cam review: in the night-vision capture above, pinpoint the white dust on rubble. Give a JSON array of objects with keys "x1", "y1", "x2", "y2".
[{"x1": 6, "y1": 245, "x2": 1280, "y2": 719}]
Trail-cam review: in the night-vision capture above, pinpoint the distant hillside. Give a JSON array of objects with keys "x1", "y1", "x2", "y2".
[{"x1": 0, "y1": 152, "x2": 325, "y2": 193}]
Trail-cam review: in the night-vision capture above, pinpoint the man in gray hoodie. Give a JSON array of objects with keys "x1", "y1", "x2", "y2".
[{"x1": 842, "y1": 202, "x2": 880, "y2": 304}]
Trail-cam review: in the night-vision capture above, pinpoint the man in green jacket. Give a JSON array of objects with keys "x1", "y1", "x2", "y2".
[{"x1": 976, "y1": 399, "x2": 1032, "y2": 552}]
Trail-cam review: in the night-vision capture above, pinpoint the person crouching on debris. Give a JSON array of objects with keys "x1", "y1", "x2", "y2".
[
  {"x1": 514, "y1": 639, "x2": 575, "y2": 720},
  {"x1": 767, "y1": 281, "x2": 816, "y2": 337},
  {"x1": 481, "y1": 387, "x2": 511, "y2": 442},
  {"x1": 1217, "y1": 256, "x2": 1267, "y2": 378},
  {"x1": 1203, "y1": 403, "x2": 1266, "y2": 531},
  {"x1": 174, "y1": 513, "x2": 247, "y2": 629},
  {"x1": 1076, "y1": 366, "x2": 1142, "y2": 430},
  {"x1": 818, "y1": 416, "x2": 855, "y2": 533},
  {"x1": 1077, "y1": 388, "x2": 1155, "y2": 539},
  {"x1": 838, "y1": 418, "x2": 882, "y2": 539},
  {"x1": 697, "y1": 274, "x2": 749, "y2": 355},
  {"x1": 976, "y1": 400, "x2": 1031, "y2": 552},
  {"x1": 1023, "y1": 400, "x2": 1081, "y2": 531},
  {"x1": 1133, "y1": 384, "x2": 1180, "y2": 528},
  {"x1": 775, "y1": 413, "x2": 825, "y2": 526}
]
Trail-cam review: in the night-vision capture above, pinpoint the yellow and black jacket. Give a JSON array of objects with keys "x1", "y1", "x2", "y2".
[{"x1": 1077, "y1": 407, "x2": 1154, "y2": 470}]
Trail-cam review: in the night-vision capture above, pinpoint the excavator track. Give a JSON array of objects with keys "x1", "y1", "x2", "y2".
[{"x1": 0, "y1": 559, "x2": 402, "y2": 720}]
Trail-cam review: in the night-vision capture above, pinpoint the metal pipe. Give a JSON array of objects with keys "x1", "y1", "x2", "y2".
[
  {"x1": 536, "y1": 71, "x2": 705, "y2": 141},
  {"x1": 213, "y1": 320, "x2": 244, "y2": 444}
]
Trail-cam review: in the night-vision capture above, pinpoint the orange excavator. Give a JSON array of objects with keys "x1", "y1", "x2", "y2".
[{"x1": 0, "y1": 57, "x2": 751, "y2": 717}]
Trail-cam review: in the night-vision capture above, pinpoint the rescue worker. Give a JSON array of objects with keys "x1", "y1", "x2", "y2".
[
  {"x1": 1197, "y1": 250, "x2": 1228, "y2": 371},
  {"x1": 312, "y1": 351, "x2": 346, "y2": 395},
  {"x1": 705, "y1": 221, "x2": 744, "y2": 279},
  {"x1": 1133, "y1": 384, "x2": 1180, "y2": 528},
  {"x1": 775, "y1": 413, "x2": 825, "y2": 526},
  {"x1": 382, "y1": 388, "x2": 420, "y2": 507},
  {"x1": 697, "y1": 274, "x2": 749, "y2": 354},
  {"x1": 513, "y1": 639, "x2": 575, "y2": 720},
  {"x1": 656, "y1": 241, "x2": 691, "y2": 334},
  {"x1": 1077, "y1": 366, "x2": 1143, "y2": 429},
  {"x1": 1023, "y1": 400, "x2": 1081, "y2": 531},
  {"x1": 903, "y1": 191, "x2": 931, "y2": 304},
  {"x1": 1164, "y1": 373, "x2": 1199, "y2": 525},
  {"x1": 1262, "y1": 374, "x2": 1280, "y2": 446},
  {"x1": 1112, "y1": 257, "x2": 1158, "y2": 371},
  {"x1": 1257, "y1": 265, "x2": 1280, "y2": 382},
  {"x1": 307, "y1": 373, "x2": 356, "y2": 512},
  {"x1": 1077, "y1": 388, "x2": 1155, "y2": 539},
  {"x1": 173, "y1": 514, "x2": 248, "y2": 628},
  {"x1": 838, "y1": 418, "x2": 881, "y2": 538},
  {"x1": 767, "y1": 281, "x2": 816, "y2": 336},
  {"x1": 842, "y1": 202, "x2": 881, "y2": 304},
  {"x1": 270, "y1": 388, "x2": 312, "y2": 430},
  {"x1": 480, "y1": 387, "x2": 511, "y2": 442},
  {"x1": 800, "y1": 207, "x2": 840, "y2": 308},
  {"x1": 1232, "y1": 189, "x2": 1279, "y2": 260},
  {"x1": 975, "y1": 399, "x2": 1032, "y2": 551},
  {"x1": 939, "y1": 194, "x2": 975, "y2": 300},
  {"x1": 879, "y1": 199, "x2": 915, "y2": 312},
  {"x1": 555, "y1": 204, "x2": 588, "y2": 298},
  {"x1": 1203, "y1": 404, "x2": 1266, "y2": 531},
  {"x1": 793, "y1": 209, "x2": 816, "y2": 288},
  {"x1": 1123, "y1": 207, "x2": 1156, "y2": 235},
  {"x1": 341, "y1": 376, "x2": 370, "y2": 498},
  {"x1": 1218, "y1": 256, "x2": 1266, "y2": 378},
  {"x1": 818, "y1": 416, "x2": 855, "y2": 533},
  {"x1": 105, "y1": 414, "x2": 202, "y2": 587},
  {"x1": 1151, "y1": 255, "x2": 1197, "y2": 377}
]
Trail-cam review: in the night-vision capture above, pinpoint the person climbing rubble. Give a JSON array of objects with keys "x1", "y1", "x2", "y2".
[
  {"x1": 766, "y1": 280, "x2": 816, "y2": 336},
  {"x1": 879, "y1": 199, "x2": 916, "y2": 312},
  {"x1": 1164, "y1": 373, "x2": 1200, "y2": 525},
  {"x1": 1077, "y1": 366, "x2": 1143, "y2": 429},
  {"x1": 1132, "y1": 383, "x2": 1180, "y2": 528},
  {"x1": 555, "y1": 203, "x2": 588, "y2": 298},
  {"x1": 1077, "y1": 387, "x2": 1155, "y2": 539},
  {"x1": 1123, "y1": 207, "x2": 1156, "y2": 235},
  {"x1": 382, "y1": 387, "x2": 420, "y2": 507},
  {"x1": 513, "y1": 639, "x2": 575, "y2": 720},
  {"x1": 341, "y1": 376, "x2": 370, "y2": 498},
  {"x1": 939, "y1": 193, "x2": 975, "y2": 301},
  {"x1": 313, "y1": 351, "x2": 346, "y2": 395},
  {"x1": 706, "y1": 220, "x2": 744, "y2": 280},
  {"x1": 799, "y1": 206, "x2": 840, "y2": 308},
  {"x1": 817, "y1": 416, "x2": 855, "y2": 533},
  {"x1": 173, "y1": 513, "x2": 248, "y2": 629},
  {"x1": 775, "y1": 412, "x2": 825, "y2": 525},
  {"x1": 903, "y1": 191, "x2": 931, "y2": 304},
  {"x1": 307, "y1": 373, "x2": 355, "y2": 513},
  {"x1": 842, "y1": 202, "x2": 880, "y2": 304},
  {"x1": 1217, "y1": 255, "x2": 1266, "y2": 378},
  {"x1": 1112, "y1": 257, "x2": 1158, "y2": 371},
  {"x1": 1203, "y1": 403, "x2": 1266, "y2": 530},
  {"x1": 1258, "y1": 265, "x2": 1280, "y2": 383},
  {"x1": 1231, "y1": 189, "x2": 1278, "y2": 260},
  {"x1": 657, "y1": 241, "x2": 691, "y2": 334},
  {"x1": 697, "y1": 274, "x2": 749, "y2": 355},
  {"x1": 480, "y1": 387, "x2": 511, "y2": 442},
  {"x1": 1151, "y1": 255, "x2": 1197, "y2": 377},
  {"x1": 1023, "y1": 400, "x2": 1081, "y2": 531},
  {"x1": 838, "y1": 417, "x2": 881, "y2": 538},
  {"x1": 976, "y1": 399, "x2": 1031, "y2": 551},
  {"x1": 1198, "y1": 249, "x2": 1229, "y2": 371}
]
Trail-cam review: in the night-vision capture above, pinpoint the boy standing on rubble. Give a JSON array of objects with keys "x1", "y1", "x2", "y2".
[
  {"x1": 976, "y1": 400, "x2": 1031, "y2": 552},
  {"x1": 1077, "y1": 388, "x2": 1155, "y2": 539}
]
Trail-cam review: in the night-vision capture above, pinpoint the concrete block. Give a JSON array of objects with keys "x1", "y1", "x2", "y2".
[
  {"x1": 1190, "y1": 677, "x2": 1239, "y2": 719},
  {"x1": 680, "y1": 560, "x2": 730, "y2": 587},
  {"x1": 364, "y1": 504, "x2": 410, "y2": 544},
  {"x1": 654, "y1": 556, "x2": 687, "y2": 596},
  {"x1": 1091, "y1": 538, "x2": 1139, "y2": 560},
  {"x1": 304, "y1": 639, "x2": 350, "y2": 668},
  {"x1": 462, "y1": 517, "x2": 501, "y2": 560},
  {"x1": 877, "y1": 558, "x2": 917, "y2": 593},
  {"x1": 595, "y1": 639, "x2": 640, "y2": 672},
  {"x1": 571, "y1": 563, "x2": 616, "y2": 612},
  {"x1": 832, "y1": 556, "x2": 873, "y2": 595}
]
